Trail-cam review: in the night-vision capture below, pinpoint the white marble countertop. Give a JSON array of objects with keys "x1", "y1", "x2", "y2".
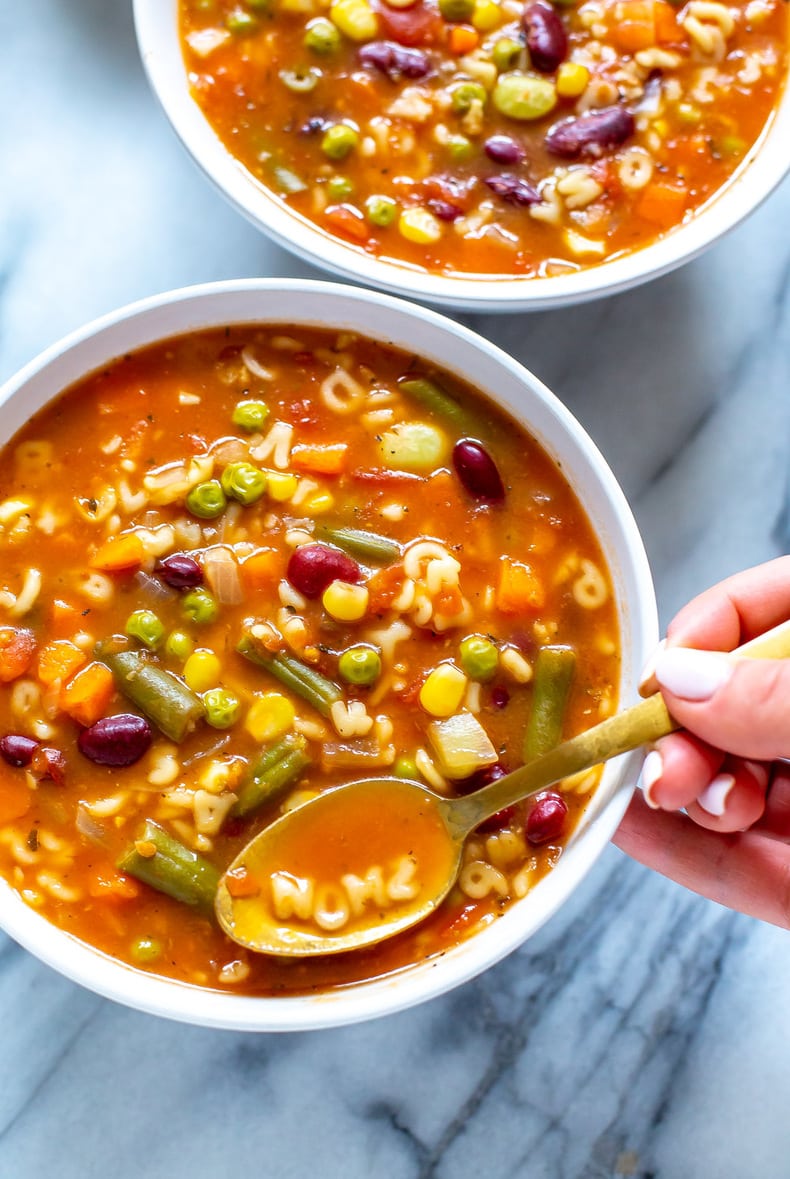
[{"x1": 2, "y1": 2, "x2": 790, "y2": 1176}]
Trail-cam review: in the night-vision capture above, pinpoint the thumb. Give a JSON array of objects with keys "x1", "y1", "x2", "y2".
[{"x1": 655, "y1": 647, "x2": 790, "y2": 761}]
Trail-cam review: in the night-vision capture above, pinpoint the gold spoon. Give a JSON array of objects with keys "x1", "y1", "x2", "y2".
[{"x1": 215, "y1": 620, "x2": 790, "y2": 957}]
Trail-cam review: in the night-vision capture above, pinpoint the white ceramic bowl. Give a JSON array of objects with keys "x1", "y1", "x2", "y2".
[
  {"x1": 0, "y1": 280, "x2": 657, "y2": 1029},
  {"x1": 133, "y1": 0, "x2": 790, "y2": 312}
]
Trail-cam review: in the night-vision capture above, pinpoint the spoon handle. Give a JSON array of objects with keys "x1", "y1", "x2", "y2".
[{"x1": 449, "y1": 618, "x2": 790, "y2": 835}]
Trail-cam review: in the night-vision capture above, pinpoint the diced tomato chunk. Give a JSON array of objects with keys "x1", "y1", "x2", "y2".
[{"x1": 0, "y1": 627, "x2": 36, "y2": 683}]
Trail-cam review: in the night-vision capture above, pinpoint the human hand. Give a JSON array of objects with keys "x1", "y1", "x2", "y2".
[{"x1": 613, "y1": 557, "x2": 790, "y2": 927}]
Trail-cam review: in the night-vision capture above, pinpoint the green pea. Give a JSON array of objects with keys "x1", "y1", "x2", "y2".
[
  {"x1": 327, "y1": 175, "x2": 355, "y2": 200},
  {"x1": 232, "y1": 398, "x2": 270, "y2": 432},
  {"x1": 447, "y1": 134, "x2": 474, "y2": 162},
  {"x1": 279, "y1": 67, "x2": 321, "y2": 93},
  {"x1": 365, "y1": 194, "x2": 398, "y2": 227},
  {"x1": 394, "y1": 755, "x2": 419, "y2": 780},
  {"x1": 182, "y1": 589, "x2": 218, "y2": 625},
  {"x1": 186, "y1": 480, "x2": 227, "y2": 520},
  {"x1": 492, "y1": 36, "x2": 523, "y2": 71},
  {"x1": 321, "y1": 123, "x2": 360, "y2": 160},
  {"x1": 125, "y1": 610, "x2": 165, "y2": 650},
  {"x1": 203, "y1": 688, "x2": 242, "y2": 729},
  {"x1": 165, "y1": 630, "x2": 194, "y2": 662},
  {"x1": 131, "y1": 937, "x2": 163, "y2": 965},
  {"x1": 226, "y1": 10, "x2": 258, "y2": 35},
  {"x1": 450, "y1": 81, "x2": 487, "y2": 114},
  {"x1": 459, "y1": 634, "x2": 498, "y2": 682},
  {"x1": 439, "y1": 0, "x2": 476, "y2": 19},
  {"x1": 220, "y1": 461, "x2": 267, "y2": 505},
  {"x1": 716, "y1": 134, "x2": 745, "y2": 158},
  {"x1": 338, "y1": 645, "x2": 382, "y2": 686},
  {"x1": 493, "y1": 72, "x2": 557, "y2": 120},
  {"x1": 304, "y1": 17, "x2": 341, "y2": 53},
  {"x1": 248, "y1": 0, "x2": 273, "y2": 9}
]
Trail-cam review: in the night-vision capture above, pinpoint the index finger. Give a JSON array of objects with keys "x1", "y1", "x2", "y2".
[{"x1": 666, "y1": 556, "x2": 790, "y2": 652}]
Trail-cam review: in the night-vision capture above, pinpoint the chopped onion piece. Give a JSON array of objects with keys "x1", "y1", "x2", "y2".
[
  {"x1": 134, "y1": 571, "x2": 177, "y2": 603},
  {"x1": 427, "y1": 711, "x2": 498, "y2": 779},
  {"x1": 203, "y1": 546, "x2": 244, "y2": 605},
  {"x1": 320, "y1": 739, "x2": 392, "y2": 770},
  {"x1": 76, "y1": 803, "x2": 109, "y2": 847}
]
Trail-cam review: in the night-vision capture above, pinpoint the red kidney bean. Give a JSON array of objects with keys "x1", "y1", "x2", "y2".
[
  {"x1": 545, "y1": 106, "x2": 635, "y2": 158},
  {"x1": 491, "y1": 684, "x2": 510, "y2": 709},
  {"x1": 156, "y1": 553, "x2": 203, "y2": 590},
  {"x1": 287, "y1": 543, "x2": 362, "y2": 599},
  {"x1": 427, "y1": 198, "x2": 463, "y2": 222},
  {"x1": 30, "y1": 747, "x2": 66, "y2": 785},
  {"x1": 484, "y1": 135, "x2": 526, "y2": 165},
  {"x1": 483, "y1": 174, "x2": 541, "y2": 207},
  {"x1": 373, "y1": 0, "x2": 438, "y2": 46},
  {"x1": 523, "y1": 1, "x2": 568, "y2": 72},
  {"x1": 526, "y1": 791, "x2": 568, "y2": 844},
  {"x1": 78, "y1": 714, "x2": 153, "y2": 767},
  {"x1": 453, "y1": 439, "x2": 506, "y2": 501},
  {"x1": 0, "y1": 734, "x2": 39, "y2": 767},
  {"x1": 358, "y1": 41, "x2": 432, "y2": 80},
  {"x1": 459, "y1": 762, "x2": 517, "y2": 831}
]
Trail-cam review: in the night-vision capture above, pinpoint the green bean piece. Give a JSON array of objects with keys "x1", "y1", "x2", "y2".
[
  {"x1": 125, "y1": 610, "x2": 165, "y2": 650},
  {"x1": 523, "y1": 645, "x2": 577, "y2": 762},
  {"x1": 118, "y1": 820, "x2": 219, "y2": 910},
  {"x1": 97, "y1": 645, "x2": 204, "y2": 742},
  {"x1": 398, "y1": 376, "x2": 474, "y2": 434},
  {"x1": 450, "y1": 81, "x2": 487, "y2": 114},
  {"x1": 234, "y1": 735, "x2": 311, "y2": 817},
  {"x1": 237, "y1": 632, "x2": 343, "y2": 716},
  {"x1": 320, "y1": 525, "x2": 401, "y2": 563}
]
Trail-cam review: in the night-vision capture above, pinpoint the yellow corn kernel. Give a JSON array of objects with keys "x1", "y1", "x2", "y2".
[
  {"x1": 330, "y1": 0, "x2": 379, "y2": 41},
  {"x1": 419, "y1": 663, "x2": 468, "y2": 718},
  {"x1": 472, "y1": 0, "x2": 503, "y2": 30},
  {"x1": 246, "y1": 692, "x2": 296, "y2": 743},
  {"x1": 556, "y1": 62, "x2": 590, "y2": 98},
  {"x1": 322, "y1": 579, "x2": 370, "y2": 622},
  {"x1": 304, "y1": 490, "x2": 335, "y2": 516},
  {"x1": 398, "y1": 207, "x2": 443, "y2": 245},
  {"x1": 183, "y1": 649, "x2": 222, "y2": 693},
  {"x1": 266, "y1": 471, "x2": 299, "y2": 501}
]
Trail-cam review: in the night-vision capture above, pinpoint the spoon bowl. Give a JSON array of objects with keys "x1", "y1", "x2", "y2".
[{"x1": 216, "y1": 619, "x2": 790, "y2": 958}]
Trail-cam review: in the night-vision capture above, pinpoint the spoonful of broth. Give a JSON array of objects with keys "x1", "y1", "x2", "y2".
[{"x1": 215, "y1": 622, "x2": 790, "y2": 956}]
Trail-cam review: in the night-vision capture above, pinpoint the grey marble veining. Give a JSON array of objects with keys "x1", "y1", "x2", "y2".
[{"x1": 2, "y1": 2, "x2": 790, "y2": 1177}]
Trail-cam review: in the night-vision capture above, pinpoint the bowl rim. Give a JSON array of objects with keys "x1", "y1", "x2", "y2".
[
  {"x1": 133, "y1": 0, "x2": 790, "y2": 311},
  {"x1": 0, "y1": 278, "x2": 658, "y2": 1030}
]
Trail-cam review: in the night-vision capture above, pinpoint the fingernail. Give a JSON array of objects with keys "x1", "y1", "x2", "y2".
[
  {"x1": 638, "y1": 639, "x2": 666, "y2": 695},
  {"x1": 697, "y1": 773, "x2": 736, "y2": 817},
  {"x1": 640, "y1": 748, "x2": 663, "y2": 809},
  {"x1": 655, "y1": 647, "x2": 733, "y2": 702}
]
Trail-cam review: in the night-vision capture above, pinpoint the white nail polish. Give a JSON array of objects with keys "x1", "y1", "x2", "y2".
[
  {"x1": 641, "y1": 749, "x2": 663, "y2": 809},
  {"x1": 655, "y1": 647, "x2": 733, "y2": 702},
  {"x1": 697, "y1": 773, "x2": 735, "y2": 817},
  {"x1": 638, "y1": 638, "x2": 666, "y2": 694}
]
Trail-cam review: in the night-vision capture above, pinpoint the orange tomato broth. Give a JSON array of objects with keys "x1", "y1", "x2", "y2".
[
  {"x1": 179, "y1": 0, "x2": 788, "y2": 278},
  {"x1": 0, "y1": 327, "x2": 619, "y2": 996}
]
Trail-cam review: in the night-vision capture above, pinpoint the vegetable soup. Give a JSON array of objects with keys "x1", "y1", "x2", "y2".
[
  {"x1": 0, "y1": 327, "x2": 619, "y2": 995},
  {"x1": 179, "y1": 0, "x2": 788, "y2": 277}
]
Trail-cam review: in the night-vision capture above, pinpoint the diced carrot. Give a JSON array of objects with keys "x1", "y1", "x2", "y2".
[
  {"x1": 59, "y1": 662, "x2": 115, "y2": 727},
  {"x1": 0, "y1": 627, "x2": 36, "y2": 683},
  {"x1": 435, "y1": 585, "x2": 464, "y2": 616},
  {"x1": 88, "y1": 869, "x2": 141, "y2": 903},
  {"x1": 241, "y1": 549, "x2": 281, "y2": 592},
  {"x1": 449, "y1": 24, "x2": 479, "y2": 53},
  {"x1": 37, "y1": 640, "x2": 87, "y2": 687},
  {"x1": 654, "y1": 0, "x2": 682, "y2": 42},
  {"x1": 91, "y1": 533, "x2": 144, "y2": 573},
  {"x1": 610, "y1": 0, "x2": 656, "y2": 52},
  {"x1": 323, "y1": 204, "x2": 369, "y2": 244},
  {"x1": 225, "y1": 866, "x2": 262, "y2": 899},
  {"x1": 290, "y1": 443, "x2": 349, "y2": 476},
  {"x1": 0, "y1": 778, "x2": 32, "y2": 824},
  {"x1": 496, "y1": 559, "x2": 545, "y2": 614},
  {"x1": 368, "y1": 564, "x2": 407, "y2": 612},
  {"x1": 50, "y1": 599, "x2": 81, "y2": 635},
  {"x1": 637, "y1": 180, "x2": 688, "y2": 227}
]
